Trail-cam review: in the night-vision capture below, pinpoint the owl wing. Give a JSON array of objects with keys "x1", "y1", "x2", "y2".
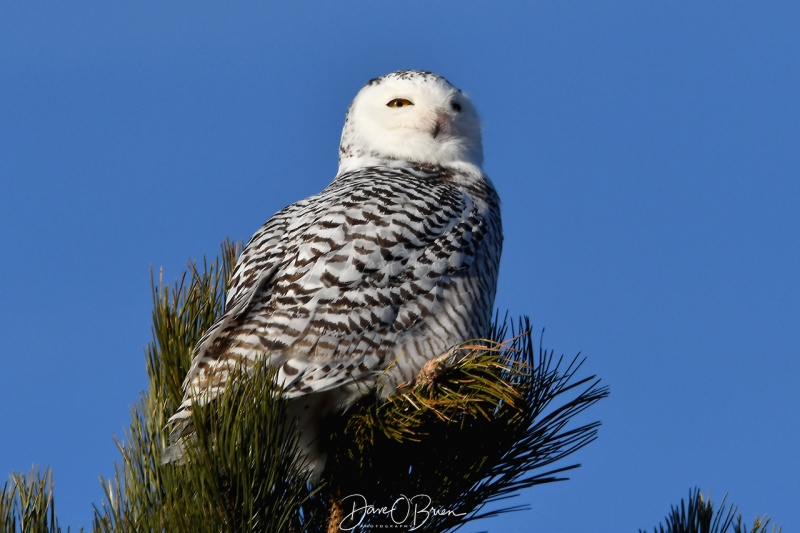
[
  {"x1": 253, "y1": 169, "x2": 492, "y2": 397},
  {"x1": 177, "y1": 168, "x2": 491, "y2": 406},
  {"x1": 177, "y1": 198, "x2": 308, "y2": 392}
]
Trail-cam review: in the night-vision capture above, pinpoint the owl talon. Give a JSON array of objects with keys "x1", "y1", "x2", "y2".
[{"x1": 415, "y1": 354, "x2": 450, "y2": 386}]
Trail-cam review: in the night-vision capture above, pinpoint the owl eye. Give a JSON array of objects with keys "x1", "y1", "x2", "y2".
[
  {"x1": 451, "y1": 101, "x2": 462, "y2": 112},
  {"x1": 387, "y1": 98, "x2": 414, "y2": 108}
]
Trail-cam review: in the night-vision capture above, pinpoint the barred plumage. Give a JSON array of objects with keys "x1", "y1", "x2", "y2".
[{"x1": 166, "y1": 71, "x2": 503, "y2": 478}]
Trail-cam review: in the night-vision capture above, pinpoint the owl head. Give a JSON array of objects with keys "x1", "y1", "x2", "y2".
[{"x1": 338, "y1": 70, "x2": 483, "y2": 173}]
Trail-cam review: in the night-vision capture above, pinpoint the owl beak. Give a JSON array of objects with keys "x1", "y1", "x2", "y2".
[{"x1": 431, "y1": 109, "x2": 450, "y2": 139}]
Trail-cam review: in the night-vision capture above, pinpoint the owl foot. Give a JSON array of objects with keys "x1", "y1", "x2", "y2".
[{"x1": 414, "y1": 353, "x2": 451, "y2": 386}]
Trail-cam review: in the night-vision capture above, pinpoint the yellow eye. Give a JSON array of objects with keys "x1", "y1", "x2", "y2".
[{"x1": 387, "y1": 98, "x2": 414, "y2": 108}]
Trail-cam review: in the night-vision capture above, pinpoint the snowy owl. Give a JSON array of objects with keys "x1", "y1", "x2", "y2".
[{"x1": 165, "y1": 70, "x2": 503, "y2": 479}]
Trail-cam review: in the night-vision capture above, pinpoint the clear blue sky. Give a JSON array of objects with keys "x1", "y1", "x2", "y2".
[{"x1": 1, "y1": 2, "x2": 798, "y2": 531}]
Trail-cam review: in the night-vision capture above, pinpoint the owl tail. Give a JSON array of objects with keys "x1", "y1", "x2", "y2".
[{"x1": 161, "y1": 409, "x2": 194, "y2": 465}]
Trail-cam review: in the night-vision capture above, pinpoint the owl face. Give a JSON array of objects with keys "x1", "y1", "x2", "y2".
[{"x1": 339, "y1": 71, "x2": 483, "y2": 172}]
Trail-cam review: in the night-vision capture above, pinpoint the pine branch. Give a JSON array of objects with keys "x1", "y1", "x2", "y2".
[
  {"x1": 92, "y1": 241, "x2": 610, "y2": 532},
  {"x1": 322, "y1": 318, "x2": 609, "y2": 532},
  {"x1": 642, "y1": 489, "x2": 782, "y2": 533},
  {"x1": 0, "y1": 467, "x2": 73, "y2": 533},
  {"x1": 0, "y1": 243, "x2": 785, "y2": 533},
  {"x1": 93, "y1": 240, "x2": 322, "y2": 532}
]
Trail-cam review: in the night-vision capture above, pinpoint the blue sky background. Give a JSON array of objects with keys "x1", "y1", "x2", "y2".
[{"x1": 1, "y1": 2, "x2": 798, "y2": 531}]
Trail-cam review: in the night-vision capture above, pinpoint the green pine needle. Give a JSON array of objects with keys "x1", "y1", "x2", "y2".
[
  {"x1": 323, "y1": 318, "x2": 609, "y2": 532},
  {"x1": 1, "y1": 467, "x2": 70, "y2": 533},
  {"x1": 0, "y1": 241, "x2": 781, "y2": 533},
  {"x1": 642, "y1": 489, "x2": 783, "y2": 533}
]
